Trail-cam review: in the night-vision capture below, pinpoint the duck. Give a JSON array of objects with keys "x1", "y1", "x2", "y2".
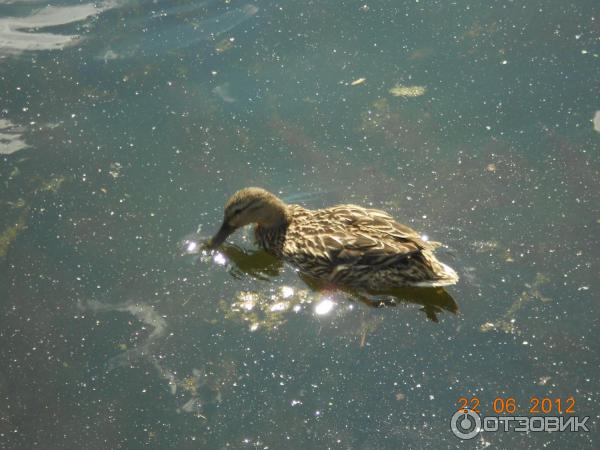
[{"x1": 207, "y1": 187, "x2": 458, "y2": 289}]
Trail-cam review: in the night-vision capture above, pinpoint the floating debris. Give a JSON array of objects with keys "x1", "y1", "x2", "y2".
[
  {"x1": 470, "y1": 240, "x2": 499, "y2": 253},
  {"x1": 215, "y1": 37, "x2": 235, "y2": 54},
  {"x1": 109, "y1": 162, "x2": 122, "y2": 178},
  {"x1": 358, "y1": 315, "x2": 383, "y2": 347},
  {"x1": 537, "y1": 376, "x2": 552, "y2": 386},
  {"x1": 350, "y1": 77, "x2": 366, "y2": 86},
  {"x1": 389, "y1": 84, "x2": 426, "y2": 97}
]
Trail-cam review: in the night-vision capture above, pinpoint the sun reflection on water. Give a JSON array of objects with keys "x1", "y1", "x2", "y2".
[{"x1": 314, "y1": 298, "x2": 336, "y2": 316}]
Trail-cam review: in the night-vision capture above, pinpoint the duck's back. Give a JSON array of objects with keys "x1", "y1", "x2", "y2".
[{"x1": 271, "y1": 204, "x2": 458, "y2": 288}]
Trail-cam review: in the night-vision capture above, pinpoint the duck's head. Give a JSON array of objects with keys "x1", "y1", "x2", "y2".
[{"x1": 207, "y1": 187, "x2": 289, "y2": 248}]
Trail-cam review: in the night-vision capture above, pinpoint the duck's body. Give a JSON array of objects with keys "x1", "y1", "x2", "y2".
[{"x1": 209, "y1": 188, "x2": 458, "y2": 289}]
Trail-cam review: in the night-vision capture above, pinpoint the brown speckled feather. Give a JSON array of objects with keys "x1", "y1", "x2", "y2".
[{"x1": 255, "y1": 204, "x2": 458, "y2": 289}]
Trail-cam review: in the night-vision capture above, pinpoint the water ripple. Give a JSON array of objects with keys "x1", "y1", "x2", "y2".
[{"x1": 0, "y1": 2, "x2": 112, "y2": 56}]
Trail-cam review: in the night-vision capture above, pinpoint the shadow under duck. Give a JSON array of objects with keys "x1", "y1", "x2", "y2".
[{"x1": 207, "y1": 187, "x2": 458, "y2": 289}]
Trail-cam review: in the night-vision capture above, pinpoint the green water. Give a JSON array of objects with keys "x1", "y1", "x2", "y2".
[{"x1": 1, "y1": 0, "x2": 598, "y2": 448}]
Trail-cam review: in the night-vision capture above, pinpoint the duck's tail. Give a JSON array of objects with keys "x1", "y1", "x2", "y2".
[
  {"x1": 432, "y1": 261, "x2": 460, "y2": 286},
  {"x1": 414, "y1": 252, "x2": 459, "y2": 287}
]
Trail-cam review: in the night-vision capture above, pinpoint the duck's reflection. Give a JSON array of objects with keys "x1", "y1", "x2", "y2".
[{"x1": 204, "y1": 244, "x2": 458, "y2": 322}]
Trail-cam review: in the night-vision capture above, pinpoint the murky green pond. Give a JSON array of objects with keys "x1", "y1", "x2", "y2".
[{"x1": 1, "y1": 0, "x2": 598, "y2": 448}]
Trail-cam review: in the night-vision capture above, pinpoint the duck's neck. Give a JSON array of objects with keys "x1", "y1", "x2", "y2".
[
  {"x1": 259, "y1": 196, "x2": 292, "y2": 228},
  {"x1": 255, "y1": 221, "x2": 288, "y2": 254},
  {"x1": 254, "y1": 200, "x2": 291, "y2": 253}
]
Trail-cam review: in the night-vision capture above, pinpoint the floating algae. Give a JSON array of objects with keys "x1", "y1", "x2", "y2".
[
  {"x1": 5, "y1": 198, "x2": 26, "y2": 209},
  {"x1": 469, "y1": 240, "x2": 514, "y2": 263},
  {"x1": 0, "y1": 212, "x2": 28, "y2": 258},
  {"x1": 359, "y1": 97, "x2": 393, "y2": 134},
  {"x1": 37, "y1": 175, "x2": 66, "y2": 193},
  {"x1": 175, "y1": 365, "x2": 234, "y2": 418},
  {"x1": 480, "y1": 273, "x2": 551, "y2": 334},
  {"x1": 389, "y1": 84, "x2": 426, "y2": 98},
  {"x1": 0, "y1": 172, "x2": 69, "y2": 257},
  {"x1": 181, "y1": 372, "x2": 201, "y2": 396},
  {"x1": 80, "y1": 299, "x2": 231, "y2": 418},
  {"x1": 82, "y1": 299, "x2": 168, "y2": 371}
]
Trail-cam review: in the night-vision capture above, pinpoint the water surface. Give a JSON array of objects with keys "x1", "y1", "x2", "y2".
[{"x1": 1, "y1": 0, "x2": 598, "y2": 448}]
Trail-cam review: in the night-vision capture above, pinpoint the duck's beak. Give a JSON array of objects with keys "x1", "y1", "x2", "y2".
[{"x1": 207, "y1": 222, "x2": 234, "y2": 249}]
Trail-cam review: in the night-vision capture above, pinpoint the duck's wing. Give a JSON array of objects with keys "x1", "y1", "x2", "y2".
[
  {"x1": 318, "y1": 231, "x2": 422, "y2": 268},
  {"x1": 324, "y1": 204, "x2": 440, "y2": 250},
  {"x1": 287, "y1": 206, "x2": 425, "y2": 268}
]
